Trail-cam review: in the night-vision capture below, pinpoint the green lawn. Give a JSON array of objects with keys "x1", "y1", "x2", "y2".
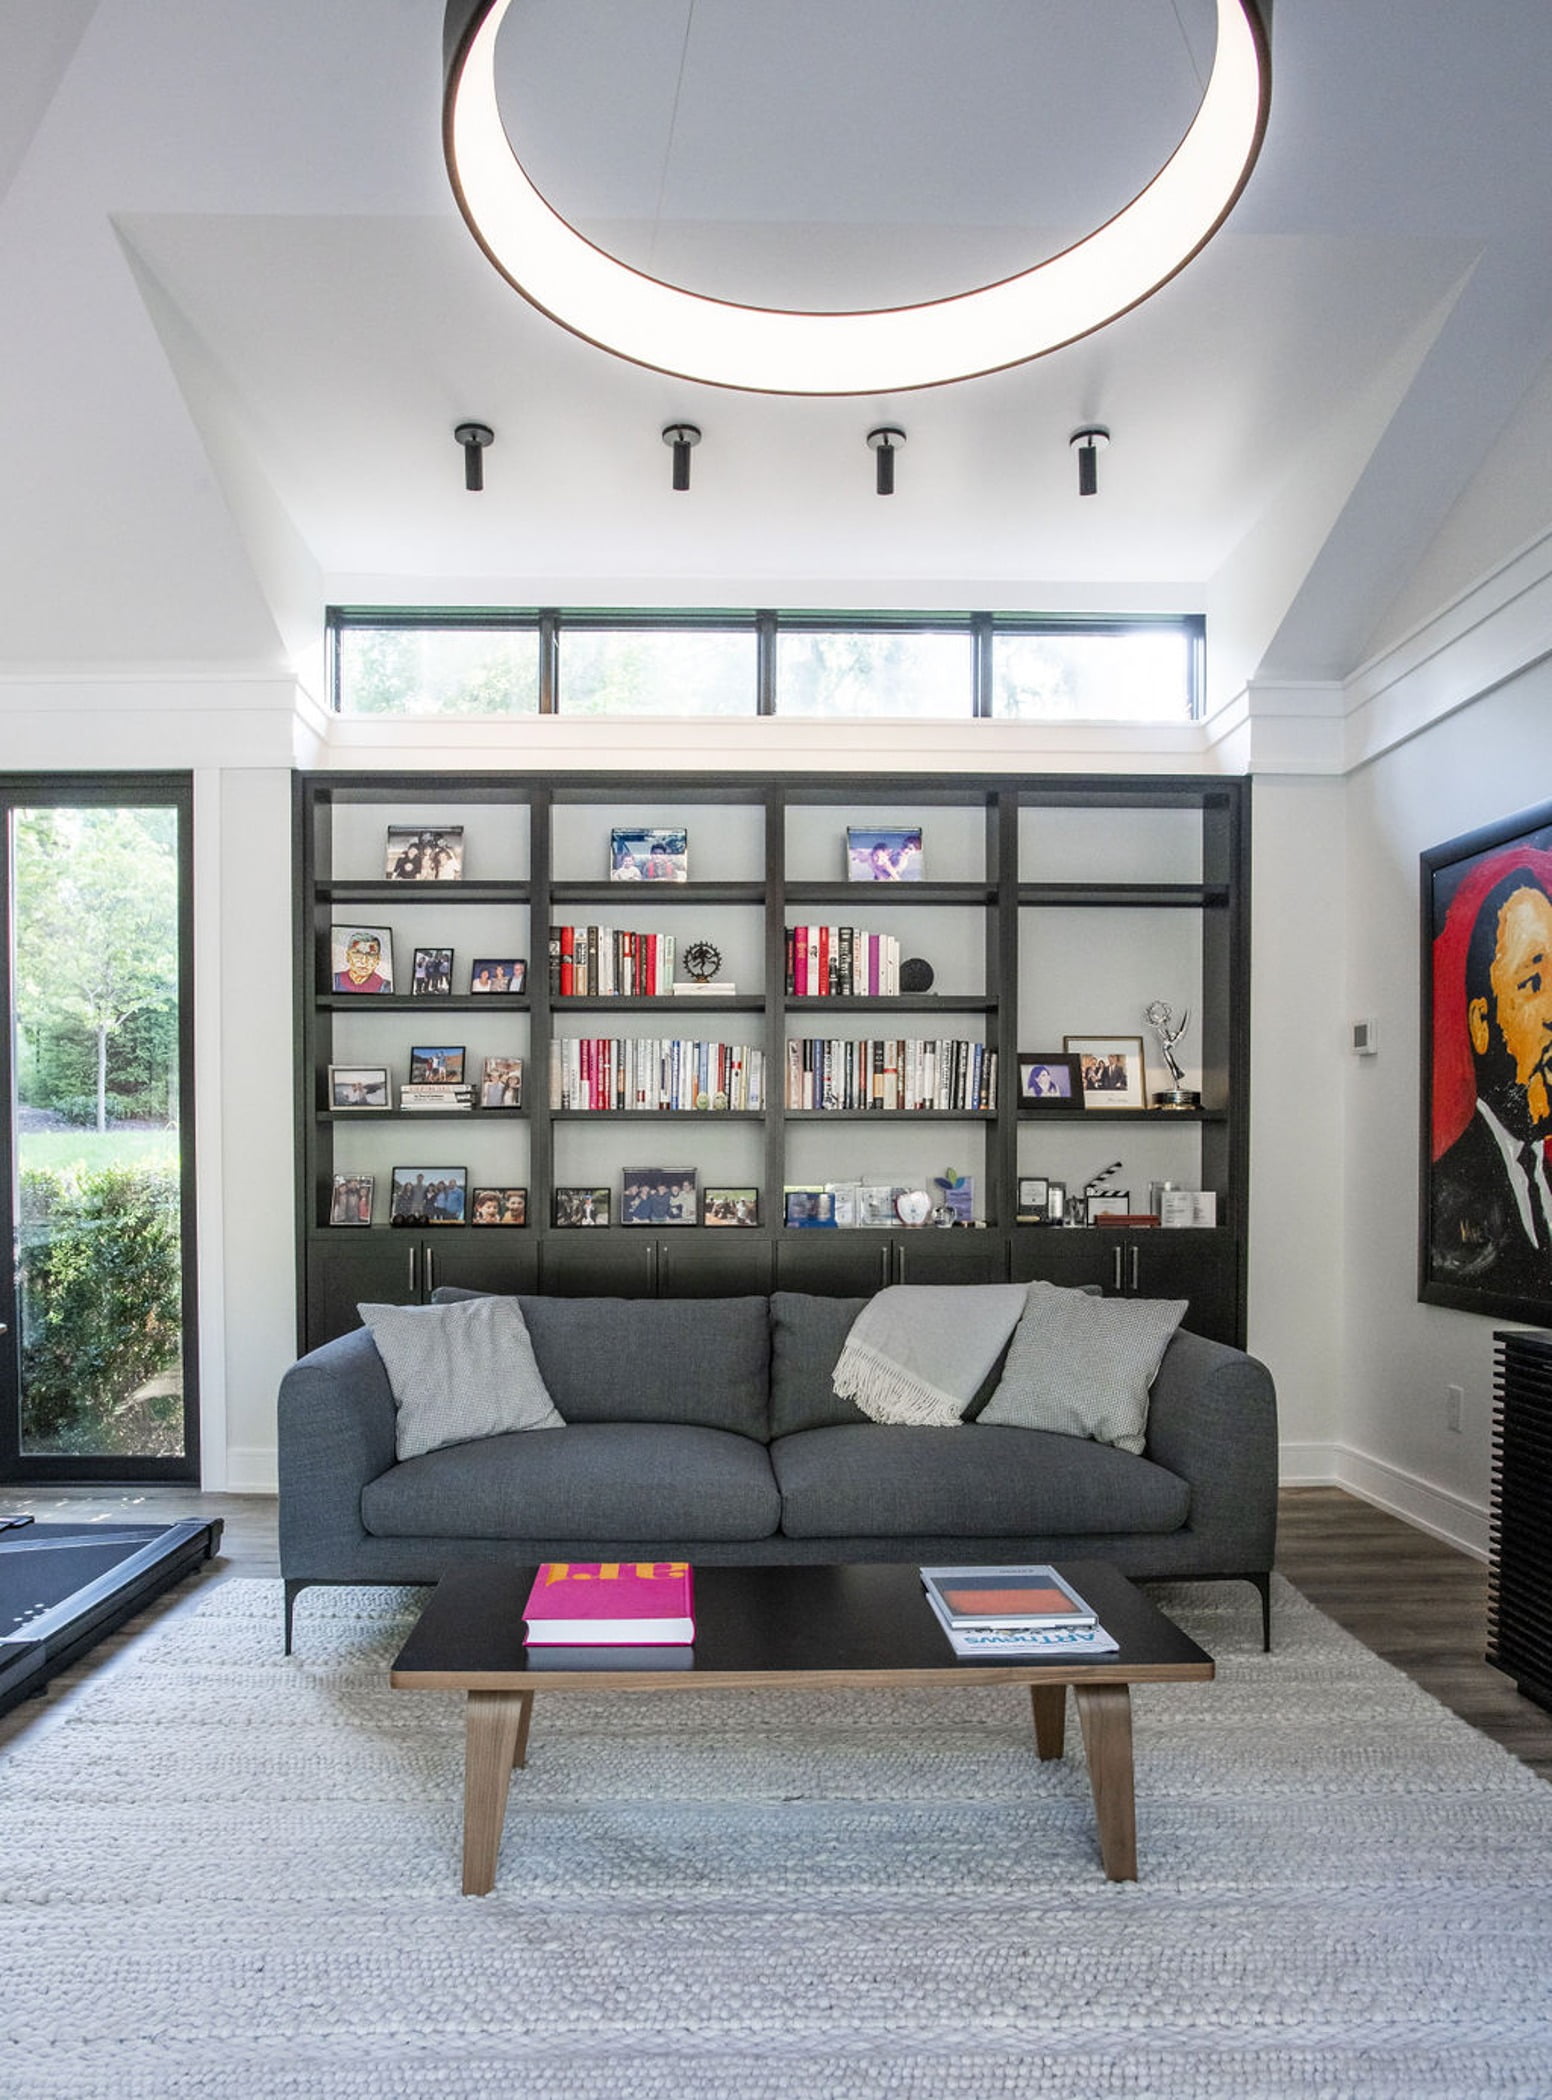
[{"x1": 19, "y1": 1128, "x2": 180, "y2": 1175}]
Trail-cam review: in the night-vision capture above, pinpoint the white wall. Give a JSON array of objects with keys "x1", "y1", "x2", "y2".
[{"x1": 1332, "y1": 663, "x2": 1552, "y2": 1553}]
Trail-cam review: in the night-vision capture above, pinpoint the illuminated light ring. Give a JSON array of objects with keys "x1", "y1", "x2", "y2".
[{"x1": 443, "y1": 0, "x2": 1271, "y2": 396}]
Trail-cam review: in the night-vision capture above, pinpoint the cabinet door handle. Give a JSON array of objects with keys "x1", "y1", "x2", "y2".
[
  {"x1": 407, "y1": 1243, "x2": 419, "y2": 1296},
  {"x1": 658, "y1": 1242, "x2": 669, "y2": 1293},
  {"x1": 425, "y1": 1247, "x2": 437, "y2": 1295},
  {"x1": 884, "y1": 1245, "x2": 895, "y2": 1287},
  {"x1": 1112, "y1": 1245, "x2": 1123, "y2": 1292},
  {"x1": 1129, "y1": 1245, "x2": 1140, "y2": 1293}
]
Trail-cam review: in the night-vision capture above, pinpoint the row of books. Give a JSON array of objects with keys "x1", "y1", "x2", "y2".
[
  {"x1": 398, "y1": 1083, "x2": 475, "y2": 1112},
  {"x1": 549, "y1": 927, "x2": 677, "y2": 998},
  {"x1": 785, "y1": 926, "x2": 902, "y2": 998},
  {"x1": 784, "y1": 1038, "x2": 997, "y2": 1113},
  {"x1": 920, "y1": 1565, "x2": 1118, "y2": 1658},
  {"x1": 547, "y1": 1037, "x2": 768, "y2": 1112}
]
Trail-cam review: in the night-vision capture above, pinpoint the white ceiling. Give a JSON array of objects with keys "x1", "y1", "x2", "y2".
[{"x1": 3, "y1": 0, "x2": 1552, "y2": 699}]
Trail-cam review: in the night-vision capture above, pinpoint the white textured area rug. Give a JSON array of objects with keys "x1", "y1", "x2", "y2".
[{"x1": 2, "y1": 1577, "x2": 1551, "y2": 2100}]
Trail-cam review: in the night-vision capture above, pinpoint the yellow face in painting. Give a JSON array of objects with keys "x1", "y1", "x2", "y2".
[{"x1": 1470, "y1": 884, "x2": 1552, "y2": 1131}]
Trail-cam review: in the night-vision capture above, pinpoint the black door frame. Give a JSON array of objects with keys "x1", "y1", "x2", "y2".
[{"x1": 0, "y1": 774, "x2": 199, "y2": 1483}]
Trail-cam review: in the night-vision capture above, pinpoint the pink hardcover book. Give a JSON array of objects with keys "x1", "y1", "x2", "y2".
[{"x1": 523, "y1": 1561, "x2": 696, "y2": 1645}]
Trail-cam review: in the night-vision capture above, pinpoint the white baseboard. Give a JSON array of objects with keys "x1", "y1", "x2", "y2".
[
  {"x1": 1279, "y1": 1438, "x2": 1489, "y2": 1561},
  {"x1": 220, "y1": 1448, "x2": 278, "y2": 1496}
]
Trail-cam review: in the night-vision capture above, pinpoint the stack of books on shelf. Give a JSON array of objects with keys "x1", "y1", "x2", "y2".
[
  {"x1": 398, "y1": 1082, "x2": 474, "y2": 1112},
  {"x1": 548, "y1": 1037, "x2": 767, "y2": 1112},
  {"x1": 785, "y1": 1037, "x2": 997, "y2": 1112},
  {"x1": 550, "y1": 927, "x2": 677, "y2": 997},
  {"x1": 786, "y1": 926, "x2": 901, "y2": 997},
  {"x1": 522, "y1": 1560, "x2": 695, "y2": 1671},
  {"x1": 920, "y1": 1564, "x2": 1118, "y2": 1658}
]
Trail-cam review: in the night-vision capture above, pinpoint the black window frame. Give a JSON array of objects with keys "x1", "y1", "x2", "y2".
[{"x1": 0, "y1": 773, "x2": 199, "y2": 1484}]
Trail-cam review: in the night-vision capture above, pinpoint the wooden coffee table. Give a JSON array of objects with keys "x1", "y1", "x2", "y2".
[{"x1": 389, "y1": 1559, "x2": 1213, "y2": 1894}]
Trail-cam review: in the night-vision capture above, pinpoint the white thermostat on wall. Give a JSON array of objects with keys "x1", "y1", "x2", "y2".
[{"x1": 1351, "y1": 1019, "x2": 1379, "y2": 1057}]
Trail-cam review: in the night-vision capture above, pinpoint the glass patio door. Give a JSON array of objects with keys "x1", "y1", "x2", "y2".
[{"x1": 0, "y1": 779, "x2": 197, "y2": 1480}]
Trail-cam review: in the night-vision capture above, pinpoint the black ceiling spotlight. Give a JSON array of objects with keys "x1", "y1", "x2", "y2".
[
  {"x1": 866, "y1": 425, "x2": 906, "y2": 496},
  {"x1": 662, "y1": 423, "x2": 701, "y2": 492},
  {"x1": 1070, "y1": 425, "x2": 1110, "y2": 497},
  {"x1": 454, "y1": 421, "x2": 494, "y2": 491}
]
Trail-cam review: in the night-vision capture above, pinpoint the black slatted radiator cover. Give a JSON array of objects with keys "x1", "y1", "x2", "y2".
[{"x1": 1489, "y1": 1328, "x2": 1552, "y2": 1714}]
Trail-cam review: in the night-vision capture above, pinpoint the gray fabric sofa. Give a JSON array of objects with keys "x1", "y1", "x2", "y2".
[{"x1": 277, "y1": 1291, "x2": 1279, "y2": 1650}]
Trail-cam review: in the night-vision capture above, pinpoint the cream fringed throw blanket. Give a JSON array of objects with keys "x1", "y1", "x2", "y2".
[{"x1": 831, "y1": 1282, "x2": 1029, "y2": 1427}]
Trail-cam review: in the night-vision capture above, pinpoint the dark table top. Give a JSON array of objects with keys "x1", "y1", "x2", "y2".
[{"x1": 390, "y1": 1560, "x2": 1213, "y2": 1692}]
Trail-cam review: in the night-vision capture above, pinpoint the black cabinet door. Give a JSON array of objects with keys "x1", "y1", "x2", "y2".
[
  {"x1": 536, "y1": 1234, "x2": 659, "y2": 1297},
  {"x1": 774, "y1": 1235, "x2": 892, "y2": 1296},
  {"x1": 1132, "y1": 1230, "x2": 1239, "y2": 1346},
  {"x1": 891, "y1": 1233, "x2": 1010, "y2": 1284},
  {"x1": 1008, "y1": 1229, "x2": 1113, "y2": 1293},
  {"x1": 305, "y1": 1236, "x2": 418, "y2": 1350},
  {"x1": 425, "y1": 1235, "x2": 541, "y2": 1300},
  {"x1": 656, "y1": 1234, "x2": 775, "y2": 1297}
]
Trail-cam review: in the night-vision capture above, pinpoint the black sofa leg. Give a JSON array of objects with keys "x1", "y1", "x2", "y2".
[
  {"x1": 284, "y1": 1579, "x2": 308, "y2": 1656},
  {"x1": 1249, "y1": 1572, "x2": 1272, "y2": 1651}
]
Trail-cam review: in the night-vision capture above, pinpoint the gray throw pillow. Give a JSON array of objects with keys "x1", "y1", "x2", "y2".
[
  {"x1": 359, "y1": 1295, "x2": 565, "y2": 1460},
  {"x1": 978, "y1": 1280, "x2": 1186, "y2": 1454}
]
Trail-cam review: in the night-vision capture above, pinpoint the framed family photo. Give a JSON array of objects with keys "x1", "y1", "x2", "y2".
[
  {"x1": 328, "y1": 1065, "x2": 389, "y2": 1111},
  {"x1": 385, "y1": 826, "x2": 463, "y2": 881},
  {"x1": 409, "y1": 1044, "x2": 464, "y2": 1084},
  {"x1": 553, "y1": 1186, "x2": 610, "y2": 1227},
  {"x1": 412, "y1": 946, "x2": 453, "y2": 997},
  {"x1": 470, "y1": 958, "x2": 525, "y2": 994},
  {"x1": 389, "y1": 1167, "x2": 466, "y2": 1225},
  {"x1": 1064, "y1": 1035, "x2": 1146, "y2": 1109},
  {"x1": 328, "y1": 1172, "x2": 374, "y2": 1225},
  {"x1": 846, "y1": 826, "x2": 923, "y2": 881},
  {"x1": 471, "y1": 1186, "x2": 527, "y2": 1226},
  {"x1": 621, "y1": 1167, "x2": 697, "y2": 1226},
  {"x1": 610, "y1": 828, "x2": 688, "y2": 882},
  {"x1": 1421, "y1": 797, "x2": 1552, "y2": 1322},
  {"x1": 1017, "y1": 1051, "x2": 1083, "y2": 1109},
  {"x1": 703, "y1": 1187, "x2": 759, "y2": 1226},
  {"x1": 329, "y1": 925, "x2": 393, "y2": 995},
  {"x1": 478, "y1": 1056, "x2": 523, "y2": 1107}
]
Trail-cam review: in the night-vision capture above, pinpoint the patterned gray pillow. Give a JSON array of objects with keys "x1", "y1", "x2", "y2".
[
  {"x1": 359, "y1": 1295, "x2": 565, "y2": 1460},
  {"x1": 977, "y1": 1280, "x2": 1186, "y2": 1453}
]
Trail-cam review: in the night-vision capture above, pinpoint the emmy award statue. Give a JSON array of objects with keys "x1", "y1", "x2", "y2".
[{"x1": 1144, "y1": 1000, "x2": 1200, "y2": 1111}]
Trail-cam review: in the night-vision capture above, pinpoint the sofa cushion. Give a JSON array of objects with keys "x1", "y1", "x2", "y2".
[
  {"x1": 979, "y1": 1281, "x2": 1187, "y2": 1453},
  {"x1": 510, "y1": 1295, "x2": 771, "y2": 1439},
  {"x1": 359, "y1": 1295, "x2": 565, "y2": 1459},
  {"x1": 769, "y1": 1293, "x2": 873, "y2": 1436},
  {"x1": 361, "y1": 1422, "x2": 782, "y2": 1542},
  {"x1": 770, "y1": 1422, "x2": 1190, "y2": 1539}
]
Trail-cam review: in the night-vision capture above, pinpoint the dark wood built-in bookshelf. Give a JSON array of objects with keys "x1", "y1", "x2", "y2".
[{"x1": 295, "y1": 772, "x2": 1250, "y2": 1351}]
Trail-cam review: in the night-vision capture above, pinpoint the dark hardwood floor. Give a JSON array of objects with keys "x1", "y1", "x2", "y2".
[{"x1": 3, "y1": 1480, "x2": 1551, "y2": 1779}]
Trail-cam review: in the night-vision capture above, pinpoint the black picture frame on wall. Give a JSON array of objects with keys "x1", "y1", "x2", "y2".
[{"x1": 1420, "y1": 796, "x2": 1552, "y2": 1323}]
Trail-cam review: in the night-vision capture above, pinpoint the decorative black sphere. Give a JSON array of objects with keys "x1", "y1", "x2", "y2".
[{"x1": 900, "y1": 956, "x2": 934, "y2": 992}]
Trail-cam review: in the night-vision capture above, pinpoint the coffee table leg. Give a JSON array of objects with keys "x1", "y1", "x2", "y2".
[
  {"x1": 1073, "y1": 1684, "x2": 1137, "y2": 1881},
  {"x1": 1029, "y1": 1682, "x2": 1067, "y2": 1760},
  {"x1": 462, "y1": 1690, "x2": 531, "y2": 1896}
]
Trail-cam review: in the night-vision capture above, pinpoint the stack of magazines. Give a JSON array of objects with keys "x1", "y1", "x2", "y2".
[
  {"x1": 521, "y1": 1560, "x2": 696, "y2": 1671},
  {"x1": 920, "y1": 1565, "x2": 1119, "y2": 1658}
]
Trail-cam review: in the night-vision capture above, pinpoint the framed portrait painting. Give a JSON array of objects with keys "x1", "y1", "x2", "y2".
[{"x1": 1421, "y1": 797, "x2": 1552, "y2": 1322}]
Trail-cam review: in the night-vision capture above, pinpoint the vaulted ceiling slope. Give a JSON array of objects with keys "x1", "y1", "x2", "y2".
[{"x1": 1, "y1": 0, "x2": 1550, "y2": 700}]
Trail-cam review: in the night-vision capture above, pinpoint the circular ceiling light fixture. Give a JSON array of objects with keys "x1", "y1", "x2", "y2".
[{"x1": 443, "y1": 0, "x2": 1271, "y2": 397}]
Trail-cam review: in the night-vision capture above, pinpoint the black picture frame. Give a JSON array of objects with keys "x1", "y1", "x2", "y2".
[
  {"x1": 409, "y1": 1044, "x2": 465, "y2": 1084},
  {"x1": 1016, "y1": 1051, "x2": 1083, "y2": 1109},
  {"x1": 620, "y1": 1167, "x2": 697, "y2": 1226},
  {"x1": 471, "y1": 1187, "x2": 527, "y2": 1226},
  {"x1": 412, "y1": 946, "x2": 453, "y2": 997},
  {"x1": 1420, "y1": 797, "x2": 1552, "y2": 1323},
  {"x1": 470, "y1": 958, "x2": 526, "y2": 994},
  {"x1": 388, "y1": 1167, "x2": 466, "y2": 1225},
  {"x1": 553, "y1": 1186, "x2": 610, "y2": 1227},
  {"x1": 703, "y1": 1186, "x2": 759, "y2": 1226},
  {"x1": 329, "y1": 924, "x2": 394, "y2": 995}
]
